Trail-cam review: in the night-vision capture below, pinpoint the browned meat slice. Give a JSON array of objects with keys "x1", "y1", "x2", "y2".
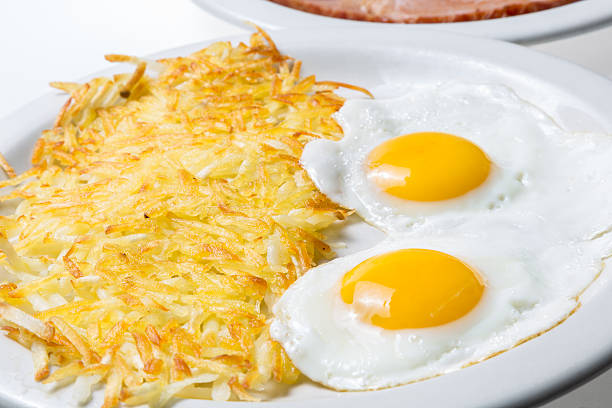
[{"x1": 267, "y1": 0, "x2": 581, "y2": 23}]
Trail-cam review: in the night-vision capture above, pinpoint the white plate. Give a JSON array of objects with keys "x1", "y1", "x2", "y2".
[
  {"x1": 193, "y1": 0, "x2": 612, "y2": 44},
  {"x1": 1, "y1": 27, "x2": 612, "y2": 407}
]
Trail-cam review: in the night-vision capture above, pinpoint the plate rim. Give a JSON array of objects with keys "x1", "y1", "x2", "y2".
[
  {"x1": 192, "y1": 0, "x2": 612, "y2": 44},
  {"x1": 2, "y1": 27, "x2": 612, "y2": 408}
]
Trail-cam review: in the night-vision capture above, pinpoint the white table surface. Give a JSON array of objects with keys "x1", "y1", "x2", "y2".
[{"x1": 1, "y1": 1, "x2": 611, "y2": 406}]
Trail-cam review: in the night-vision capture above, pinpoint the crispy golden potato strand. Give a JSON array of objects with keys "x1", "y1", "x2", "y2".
[{"x1": 0, "y1": 29, "x2": 360, "y2": 407}]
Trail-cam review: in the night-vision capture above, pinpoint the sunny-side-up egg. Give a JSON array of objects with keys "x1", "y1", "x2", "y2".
[
  {"x1": 270, "y1": 221, "x2": 611, "y2": 390},
  {"x1": 301, "y1": 82, "x2": 548, "y2": 232},
  {"x1": 270, "y1": 82, "x2": 612, "y2": 391}
]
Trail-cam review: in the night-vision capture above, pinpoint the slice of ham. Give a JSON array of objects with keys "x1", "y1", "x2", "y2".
[{"x1": 267, "y1": 0, "x2": 581, "y2": 23}]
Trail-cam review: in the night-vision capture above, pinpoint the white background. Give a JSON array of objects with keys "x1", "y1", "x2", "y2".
[{"x1": 0, "y1": 0, "x2": 611, "y2": 406}]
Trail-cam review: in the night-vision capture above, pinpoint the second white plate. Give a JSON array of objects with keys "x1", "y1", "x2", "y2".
[{"x1": 193, "y1": 0, "x2": 612, "y2": 44}]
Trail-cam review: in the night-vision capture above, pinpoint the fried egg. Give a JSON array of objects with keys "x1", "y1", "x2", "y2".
[
  {"x1": 272, "y1": 82, "x2": 612, "y2": 391},
  {"x1": 301, "y1": 83, "x2": 548, "y2": 232},
  {"x1": 270, "y1": 218, "x2": 611, "y2": 390}
]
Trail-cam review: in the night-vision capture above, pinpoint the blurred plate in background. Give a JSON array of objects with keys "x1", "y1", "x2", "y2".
[{"x1": 193, "y1": 0, "x2": 612, "y2": 44}]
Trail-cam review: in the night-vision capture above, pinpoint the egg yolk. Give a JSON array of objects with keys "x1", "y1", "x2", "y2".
[
  {"x1": 340, "y1": 249, "x2": 484, "y2": 329},
  {"x1": 366, "y1": 132, "x2": 491, "y2": 202}
]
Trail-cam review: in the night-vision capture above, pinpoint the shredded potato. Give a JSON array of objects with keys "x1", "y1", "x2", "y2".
[{"x1": 0, "y1": 28, "x2": 368, "y2": 406}]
